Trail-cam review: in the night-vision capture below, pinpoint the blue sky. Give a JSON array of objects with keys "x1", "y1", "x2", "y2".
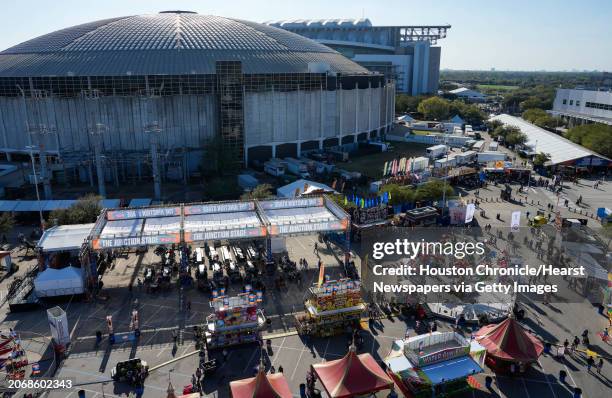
[{"x1": 1, "y1": 0, "x2": 610, "y2": 71}]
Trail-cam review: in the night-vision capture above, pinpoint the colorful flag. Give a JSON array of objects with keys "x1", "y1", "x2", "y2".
[{"x1": 317, "y1": 263, "x2": 326, "y2": 287}]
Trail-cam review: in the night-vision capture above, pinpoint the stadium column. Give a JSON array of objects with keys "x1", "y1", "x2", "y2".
[{"x1": 354, "y1": 82, "x2": 359, "y2": 138}]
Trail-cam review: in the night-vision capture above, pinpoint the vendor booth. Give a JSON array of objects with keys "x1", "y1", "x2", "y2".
[
  {"x1": 311, "y1": 345, "x2": 394, "y2": 398},
  {"x1": 205, "y1": 292, "x2": 266, "y2": 349},
  {"x1": 474, "y1": 315, "x2": 543, "y2": 372},
  {"x1": 295, "y1": 279, "x2": 365, "y2": 337},
  {"x1": 385, "y1": 332, "x2": 483, "y2": 398}
]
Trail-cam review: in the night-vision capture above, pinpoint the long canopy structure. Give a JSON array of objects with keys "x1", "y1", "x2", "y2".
[
  {"x1": 230, "y1": 370, "x2": 292, "y2": 398},
  {"x1": 474, "y1": 316, "x2": 544, "y2": 363},
  {"x1": 312, "y1": 347, "x2": 394, "y2": 398},
  {"x1": 88, "y1": 196, "x2": 349, "y2": 250}
]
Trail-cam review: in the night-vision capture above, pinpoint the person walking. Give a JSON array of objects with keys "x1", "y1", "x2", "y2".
[
  {"x1": 586, "y1": 356, "x2": 595, "y2": 373},
  {"x1": 597, "y1": 358, "x2": 604, "y2": 374},
  {"x1": 313, "y1": 242, "x2": 318, "y2": 255}
]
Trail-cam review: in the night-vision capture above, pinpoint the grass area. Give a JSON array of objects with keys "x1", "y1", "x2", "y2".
[
  {"x1": 476, "y1": 84, "x2": 519, "y2": 93},
  {"x1": 340, "y1": 142, "x2": 430, "y2": 179}
]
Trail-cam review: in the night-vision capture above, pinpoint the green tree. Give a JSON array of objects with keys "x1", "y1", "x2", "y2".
[
  {"x1": 533, "y1": 152, "x2": 551, "y2": 166},
  {"x1": 396, "y1": 95, "x2": 429, "y2": 114},
  {"x1": 565, "y1": 123, "x2": 612, "y2": 158},
  {"x1": 415, "y1": 179, "x2": 454, "y2": 202},
  {"x1": 241, "y1": 184, "x2": 274, "y2": 200},
  {"x1": 486, "y1": 119, "x2": 503, "y2": 131},
  {"x1": 0, "y1": 212, "x2": 15, "y2": 235},
  {"x1": 417, "y1": 97, "x2": 450, "y2": 121},
  {"x1": 533, "y1": 115, "x2": 563, "y2": 129},
  {"x1": 504, "y1": 130, "x2": 528, "y2": 147},
  {"x1": 49, "y1": 194, "x2": 102, "y2": 226},
  {"x1": 381, "y1": 184, "x2": 415, "y2": 206},
  {"x1": 522, "y1": 108, "x2": 547, "y2": 123},
  {"x1": 519, "y1": 96, "x2": 544, "y2": 111}
]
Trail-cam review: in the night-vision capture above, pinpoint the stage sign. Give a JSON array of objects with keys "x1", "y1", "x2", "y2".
[
  {"x1": 185, "y1": 226, "x2": 266, "y2": 242},
  {"x1": 107, "y1": 207, "x2": 180, "y2": 221},
  {"x1": 465, "y1": 203, "x2": 476, "y2": 223},
  {"x1": 269, "y1": 219, "x2": 347, "y2": 236},
  {"x1": 184, "y1": 202, "x2": 254, "y2": 215},
  {"x1": 260, "y1": 197, "x2": 323, "y2": 210},
  {"x1": 92, "y1": 233, "x2": 180, "y2": 249}
]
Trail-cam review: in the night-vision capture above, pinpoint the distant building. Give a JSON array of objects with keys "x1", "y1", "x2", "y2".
[
  {"x1": 549, "y1": 88, "x2": 612, "y2": 126},
  {"x1": 490, "y1": 114, "x2": 610, "y2": 168},
  {"x1": 449, "y1": 87, "x2": 487, "y2": 102},
  {"x1": 265, "y1": 19, "x2": 450, "y2": 95}
]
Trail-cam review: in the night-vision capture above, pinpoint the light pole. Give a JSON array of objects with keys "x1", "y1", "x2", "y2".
[
  {"x1": 441, "y1": 136, "x2": 450, "y2": 215},
  {"x1": 90, "y1": 123, "x2": 107, "y2": 198},
  {"x1": 26, "y1": 145, "x2": 45, "y2": 231},
  {"x1": 146, "y1": 122, "x2": 162, "y2": 201},
  {"x1": 27, "y1": 123, "x2": 55, "y2": 200}
]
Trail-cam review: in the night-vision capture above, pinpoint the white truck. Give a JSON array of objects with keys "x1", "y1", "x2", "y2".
[
  {"x1": 284, "y1": 157, "x2": 310, "y2": 178},
  {"x1": 426, "y1": 144, "x2": 448, "y2": 159},
  {"x1": 264, "y1": 159, "x2": 286, "y2": 177},
  {"x1": 477, "y1": 151, "x2": 507, "y2": 163},
  {"x1": 488, "y1": 142, "x2": 499, "y2": 151}
]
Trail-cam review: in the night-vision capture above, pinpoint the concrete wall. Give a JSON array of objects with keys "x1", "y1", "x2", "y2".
[
  {"x1": 0, "y1": 94, "x2": 217, "y2": 153},
  {"x1": 244, "y1": 85, "x2": 388, "y2": 148}
]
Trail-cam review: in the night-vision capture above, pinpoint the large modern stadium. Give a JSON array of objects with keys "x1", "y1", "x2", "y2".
[{"x1": 0, "y1": 11, "x2": 394, "y2": 192}]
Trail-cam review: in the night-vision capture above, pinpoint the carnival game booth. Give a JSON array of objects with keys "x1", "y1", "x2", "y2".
[
  {"x1": 295, "y1": 279, "x2": 365, "y2": 337},
  {"x1": 205, "y1": 292, "x2": 266, "y2": 349},
  {"x1": 385, "y1": 332, "x2": 484, "y2": 398},
  {"x1": 474, "y1": 315, "x2": 543, "y2": 373},
  {"x1": 311, "y1": 345, "x2": 394, "y2": 398}
]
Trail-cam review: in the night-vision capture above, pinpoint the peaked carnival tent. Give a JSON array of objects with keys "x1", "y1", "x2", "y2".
[
  {"x1": 312, "y1": 346, "x2": 394, "y2": 398},
  {"x1": 474, "y1": 315, "x2": 543, "y2": 365},
  {"x1": 230, "y1": 356, "x2": 292, "y2": 398}
]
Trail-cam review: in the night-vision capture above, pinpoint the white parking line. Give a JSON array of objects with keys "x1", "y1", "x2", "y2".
[
  {"x1": 271, "y1": 337, "x2": 286, "y2": 366},
  {"x1": 290, "y1": 346, "x2": 306, "y2": 380}
]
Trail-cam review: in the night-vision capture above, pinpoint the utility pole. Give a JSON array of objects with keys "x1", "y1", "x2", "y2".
[
  {"x1": 90, "y1": 123, "x2": 107, "y2": 198},
  {"x1": 146, "y1": 122, "x2": 162, "y2": 201}
]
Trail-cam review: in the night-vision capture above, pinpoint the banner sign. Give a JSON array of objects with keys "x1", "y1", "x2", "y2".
[
  {"x1": 419, "y1": 346, "x2": 470, "y2": 366},
  {"x1": 107, "y1": 207, "x2": 180, "y2": 221},
  {"x1": 184, "y1": 202, "x2": 254, "y2": 215},
  {"x1": 185, "y1": 226, "x2": 266, "y2": 242},
  {"x1": 260, "y1": 197, "x2": 323, "y2": 210},
  {"x1": 269, "y1": 219, "x2": 347, "y2": 236},
  {"x1": 449, "y1": 207, "x2": 466, "y2": 225},
  {"x1": 93, "y1": 233, "x2": 180, "y2": 249},
  {"x1": 511, "y1": 211, "x2": 521, "y2": 231},
  {"x1": 465, "y1": 203, "x2": 476, "y2": 223}
]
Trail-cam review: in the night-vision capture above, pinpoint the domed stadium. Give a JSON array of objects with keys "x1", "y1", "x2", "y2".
[{"x1": 0, "y1": 11, "x2": 395, "y2": 195}]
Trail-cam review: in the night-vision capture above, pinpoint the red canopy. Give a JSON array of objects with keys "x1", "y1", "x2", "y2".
[
  {"x1": 230, "y1": 370, "x2": 292, "y2": 398},
  {"x1": 475, "y1": 316, "x2": 544, "y2": 363},
  {"x1": 312, "y1": 348, "x2": 394, "y2": 398}
]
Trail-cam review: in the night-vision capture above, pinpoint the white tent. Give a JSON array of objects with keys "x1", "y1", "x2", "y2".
[
  {"x1": 276, "y1": 179, "x2": 336, "y2": 198},
  {"x1": 397, "y1": 114, "x2": 415, "y2": 123},
  {"x1": 34, "y1": 267, "x2": 84, "y2": 297},
  {"x1": 36, "y1": 223, "x2": 95, "y2": 253}
]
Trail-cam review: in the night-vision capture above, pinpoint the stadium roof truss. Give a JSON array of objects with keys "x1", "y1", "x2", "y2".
[{"x1": 88, "y1": 196, "x2": 349, "y2": 250}]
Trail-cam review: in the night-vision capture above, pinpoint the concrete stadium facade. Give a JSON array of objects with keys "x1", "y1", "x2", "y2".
[{"x1": 0, "y1": 12, "x2": 394, "y2": 192}]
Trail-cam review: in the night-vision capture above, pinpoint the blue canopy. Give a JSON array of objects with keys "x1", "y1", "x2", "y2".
[{"x1": 421, "y1": 356, "x2": 482, "y2": 385}]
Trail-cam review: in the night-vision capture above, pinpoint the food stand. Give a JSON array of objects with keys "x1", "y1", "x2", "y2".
[
  {"x1": 295, "y1": 279, "x2": 366, "y2": 337},
  {"x1": 205, "y1": 292, "x2": 266, "y2": 349},
  {"x1": 385, "y1": 332, "x2": 484, "y2": 398}
]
